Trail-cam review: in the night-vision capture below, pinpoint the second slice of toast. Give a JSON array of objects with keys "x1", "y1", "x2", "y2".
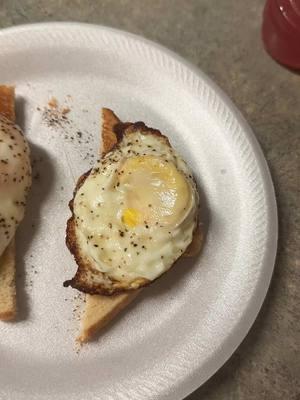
[{"x1": 0, "y1": 86, "x2": 17, "y2": 321}]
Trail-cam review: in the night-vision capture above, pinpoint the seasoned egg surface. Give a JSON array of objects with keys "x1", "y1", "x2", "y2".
[
  {"x1": 0, "y1": 116, "x2": 31, "y2": 256},
  {"x1": 65, "y1": 123, "x2": 199, "y2": 294}
]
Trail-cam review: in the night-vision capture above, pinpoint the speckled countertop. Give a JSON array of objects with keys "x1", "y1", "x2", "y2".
[{"x1": 0, "y1": 1, "x2": 299, "y2": 399}]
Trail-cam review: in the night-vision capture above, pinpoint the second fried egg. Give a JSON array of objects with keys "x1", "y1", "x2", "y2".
[{"x1": 0, "y1": 116, "x2": 31, "y2": 257}]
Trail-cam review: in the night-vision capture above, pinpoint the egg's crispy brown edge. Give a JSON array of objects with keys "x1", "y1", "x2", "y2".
[{"x1": 64, "y1": 109, "x2": 203, "y2": 295}]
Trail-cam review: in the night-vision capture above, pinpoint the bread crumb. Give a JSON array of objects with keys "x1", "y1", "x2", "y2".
[
  {"x1": 74, "y1": 338, "x2": 83, "y2": 354},
  {"x1": 41, "y1": 98, "x2": 71, "y2": 129},
  {"x1": 62, "y1": 107, "x2": 70, "y2": 115},
  {"x1": 48, "y1": 97, "x2": 58, "y2": 109}
]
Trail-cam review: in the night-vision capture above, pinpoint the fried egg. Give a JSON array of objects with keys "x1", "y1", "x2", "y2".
[
  {"x1": 65, "y1": 123, "x2": 199, "y2": 294},
  {"x1": 0, "y1": 116, "x2": 31, "y2": 257}
]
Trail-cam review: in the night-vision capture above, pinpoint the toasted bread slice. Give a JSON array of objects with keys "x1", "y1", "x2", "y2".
[
  {"x1": 78, "y1": 109, "x2": 203, "y2": 342},
  {"x1": 0, "y1": 241, "x2": 16, "y2": 320},
  {"x1": 101, "y1": 107, "x2": 120, "y2": 154},
  {"x1": 0, "y1": 86, "x2": 15, "y2": 121},
  {"x1": 79, "y1": 290, "x2": 141, "y2": 342},
  {"x1": 0, "y1": 85, "x2": 17, "y2": 321}
]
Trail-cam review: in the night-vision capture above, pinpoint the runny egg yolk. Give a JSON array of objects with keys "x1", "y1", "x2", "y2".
[{"x1": 119, "y1": 156, "x2": 191, "y2": 228}]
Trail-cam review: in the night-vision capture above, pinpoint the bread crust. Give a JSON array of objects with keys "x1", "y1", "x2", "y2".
[{"x1": 0, "y1": 86, "x2": 17, "y2": 320}]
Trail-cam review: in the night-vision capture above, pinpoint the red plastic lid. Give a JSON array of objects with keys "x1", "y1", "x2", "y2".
[
  {"x1": 262, "y1": 0, "x2": 300, "y2": 69},
  {"x1": 277, "y1": 0, "x2": 300, "y2": 32}
]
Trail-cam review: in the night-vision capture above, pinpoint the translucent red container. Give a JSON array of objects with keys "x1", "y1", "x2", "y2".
[{"x1": 262, "y1": 0, "x2": 300, "y2": 69}]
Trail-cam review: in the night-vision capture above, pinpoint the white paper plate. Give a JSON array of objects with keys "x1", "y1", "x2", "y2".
[{"x1": 0, "y1": 23, "x2": 277, "y2": 400}]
